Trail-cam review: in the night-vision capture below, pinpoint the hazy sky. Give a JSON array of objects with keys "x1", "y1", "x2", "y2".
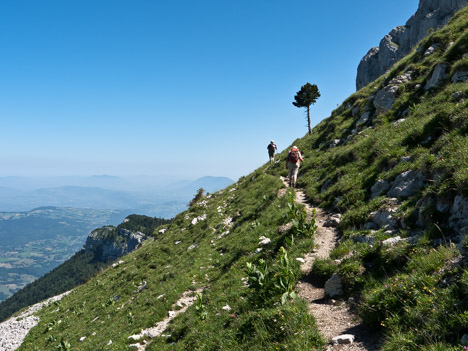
[{"x1": 0, "y1": 0, "x2": 419, "y2": 181}]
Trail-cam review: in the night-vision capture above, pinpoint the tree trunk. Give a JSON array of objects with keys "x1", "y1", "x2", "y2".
[{"x1": 307, "y1": 105, "x2": 312, "y2": 135}]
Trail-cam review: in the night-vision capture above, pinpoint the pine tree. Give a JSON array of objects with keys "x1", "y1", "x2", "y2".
[{"x1": 292, "y1": 83, "x2": 320, "y2": 135}]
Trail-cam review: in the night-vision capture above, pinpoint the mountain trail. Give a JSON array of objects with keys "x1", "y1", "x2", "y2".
[
  {"x1": 128, "y1": 288, "x2": 203, "y2": 350},
  {"x1": 280, "y1": 176, "x2": 381, "y2": 350}
]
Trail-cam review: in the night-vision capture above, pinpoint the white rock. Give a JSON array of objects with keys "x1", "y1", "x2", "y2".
[
  {"x1": 187, "y1": 243, "x2": 199, "y2": 251},
  {"x1": 393, "y1": 118, "x2": 406, "y2": 127},
  {"x1": 295, "y1": 257, "x2": 305, "y2": 263},
  {"x1": 128, "y1": 334, "x2": 141, "y2": 341},
  {"x1": 332, "y1": 334, "x2": 355, "y2": 345},
  {"x1": 382, "y1": 236, "x2": 404, "y2": 246},
  {"x1": 258, "y1": 236, "x2": 271, "y2": 246},
  {"x1": 222, "y1": 305, "x2": 231, "y2": 311},
  {"x1": 158, "y1": 228, "x2": 167, "y2": 234}
]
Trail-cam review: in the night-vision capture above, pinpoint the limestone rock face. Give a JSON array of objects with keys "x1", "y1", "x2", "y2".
[
  {"x1": 356, "y1": 0, "x2": 466, "y2": 90},
  {"x1": 84, "y1": 226, "x2": 147, "y2": 262}
]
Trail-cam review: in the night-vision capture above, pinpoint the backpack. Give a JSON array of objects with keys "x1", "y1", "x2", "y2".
[{"x1": 289, "y1": 149, "x2": 299, "y2": 162}]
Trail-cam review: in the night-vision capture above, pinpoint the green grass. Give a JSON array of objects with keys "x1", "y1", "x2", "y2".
[{"x1": 19, "y1": 174, "x2": 324, "y2": 351}]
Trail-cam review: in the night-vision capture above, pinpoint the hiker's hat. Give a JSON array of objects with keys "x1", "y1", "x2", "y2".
[{"x1": 271, "y1": 140, "x2": 274, "y2": 143}]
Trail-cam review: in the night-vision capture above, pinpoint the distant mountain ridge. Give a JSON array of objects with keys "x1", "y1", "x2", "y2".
[{"x1": 0, "y1": 175, "x2": 234, "y2": 215}]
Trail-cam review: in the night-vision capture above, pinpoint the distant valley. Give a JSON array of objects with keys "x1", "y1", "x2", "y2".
[
  {"x1": 0, "y1": 207, "x2": 128, "y2": 301},
  {"x1": 0, "y1": 175, "x2": 234, "y2": 302}
]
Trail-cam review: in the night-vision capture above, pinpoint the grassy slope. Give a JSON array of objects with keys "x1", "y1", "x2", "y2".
[
  {"x1": 20, "y1": 173, "x2": 323, "y2": 351},
  {"x1": 18, "y1": 6, "x2": 468, "y2": 351}
]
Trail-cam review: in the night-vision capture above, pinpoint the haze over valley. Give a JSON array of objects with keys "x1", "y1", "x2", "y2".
[{"x1": 0, "y1": 175, "x2": 233, "y2": 301}]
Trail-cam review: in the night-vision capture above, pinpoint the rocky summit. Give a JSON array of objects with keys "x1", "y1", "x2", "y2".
[{"x1": 356, "y1": 0, "x2": 466, "y2": 90}]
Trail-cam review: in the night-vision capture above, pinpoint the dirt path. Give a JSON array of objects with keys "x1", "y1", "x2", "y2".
[{"x1": 280, "y1": 177, "x2": 381, "y2": 350}]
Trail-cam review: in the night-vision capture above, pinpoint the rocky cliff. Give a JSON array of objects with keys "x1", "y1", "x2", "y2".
[
  {"x1": 84, "y1": 226, "x2": 147, "y2": 262},
  {"x1": 356, "y1": 0, "x2": 466, "y2": 90}
]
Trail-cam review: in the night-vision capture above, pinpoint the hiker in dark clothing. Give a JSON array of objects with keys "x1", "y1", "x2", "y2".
[
  {"x1": 267, "y1": 140, "x2": 277, "y2": 164},
  {"x1": 285, "y1": 146, "x2": 303, "y2": 187}
]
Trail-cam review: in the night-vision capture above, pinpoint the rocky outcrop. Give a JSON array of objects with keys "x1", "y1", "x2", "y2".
[
  {"x1": 374, "y1": 85, "x2": 399, "y2": 113},
  {"x1": 356, "y1": 0, "x2": 466, "y2": 90},
  {"x1": 452, "y1": 70, "x2": 468, "y2": 83},
  {"x1": 425, "y1": 63, "x2": 449, "y2": 89},
  {"x1": 84, "y1": 226, "x2": 146, "y2": 262},
  {"x1": 370, "y1": 179, "x2": 391, "y2": 199},
  {"x1": 449, "y1": 195, "x2": 468, "y2": 232},
  {"x1": 387, "y1": 170, "x2": 425, "y2": 199},
  {"x1": 372, "y1": 71, "x2": 413, "y2": 114}
]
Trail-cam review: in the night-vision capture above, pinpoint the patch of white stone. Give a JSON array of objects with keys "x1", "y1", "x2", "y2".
[
  {"x1": 0, "y1": 291, "x2": 71, "y2": 351},
  {"x1": 191, "y1": 214, "x2": 207, "y2": 225},
  {"x1": 332, "y1": 334, "x2": 355, "y2": 345},
  {"x1": 127, "y1": 288, "x2": 203, "y2": 350}
]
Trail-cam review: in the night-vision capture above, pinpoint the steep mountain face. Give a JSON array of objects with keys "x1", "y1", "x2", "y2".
[
  {"x1": 10, "y1": 6, "x2": 468, "y2": 351},
  {"x1": 356, "y1": 0, "x2": 466, "y2": 90},
  {"x1": 84, "y1": 227, "x2": 146, "y2": 262}
]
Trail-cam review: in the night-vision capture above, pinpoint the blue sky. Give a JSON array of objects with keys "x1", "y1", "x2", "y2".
[{"x1": 0, "y1": 0, "x2": 419, "y2": 181}]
